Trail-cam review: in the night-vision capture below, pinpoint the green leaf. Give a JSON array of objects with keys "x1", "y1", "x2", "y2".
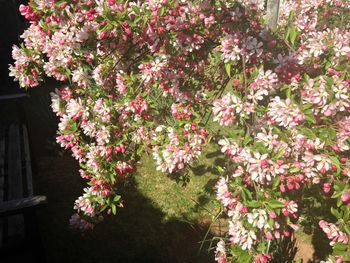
[
  {"x1": 289, "y1": 167, "x2": 300, "y2": 173},
  {"x1": 273, "y1": 176, "x2": 281, "y2": 189},
  {"x1": 267, "y1": 200, "x2": 285, "y2": 209},
  {"x1": 100, "y1": 204, "x2": 108, "y2": 213},
  {"x1": 286, "y1": 86, "x2": 291, "y2": 99},
  {"x1": 274, "y1": 148, "x2": 285, "y2": 160},
  {"x1": 243, "y1": 133, "x2": 252, "y2": 146},
  {"x1": 337, "y1": 198, "x2": 343, "y2": 207},
  {"x1": 113, "y1": 195, "x2": 121, "y2": 202},
  {"x1": 305, "y1": 114, "x2": 316, "y2": 124},
  {"x1": 256, "y1": 242, "x2": 266, "y2": 253},
  {"x1": 248, "y1": 200, "x2": 261, "y2": 208},
  {"x1": 159, "y1": 7, "x2": 165, "y2": 16},
  {"x1": 330, "y1": 207, "x2": 341, "y2": 218},
  {"x1": 225, "y1": 63, "x2": 231, "y2": 77},
  {"x1": 334, "y1": 243, "x2": 348, "y2": 252},
  {"x1": 252, "y1": 142, "x2": 269, "y2": 154},
  {"x1": 242, "y1": 188, "x2": 253, "y2": 200},
  {"x1": 289, "y1": 27, "x2": 298, "y2": 46},
  {"x1": 285, "y1": 27, "x2": 290, "y2": 41},
  {"x1": 131, "y1": 5, "x2": 141, "y2": 16},
  {"x1": 344, "y1": 210, "x2": 350, "y2": 222},
  {"x1": 344, "y1": 225, "x2": 350, "y2": 236},
  {"x1": 319, "y1": 128, "x2": 337, "y2": 143},
  {"x1": 332, "y1": 191, "x2": 343, "y2": 198},
  {"x1": 111, "y1": 204, "x2": 117, "y2": 215},
  {"x1": 216, "y1": 166, "x2": 224, "y2": 174},
  {"x1": 298, "y1": 127, "x2": 316, "y2": 139}
]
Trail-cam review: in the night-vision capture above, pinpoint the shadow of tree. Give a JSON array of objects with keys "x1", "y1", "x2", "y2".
[
  {"x1": 310, "y1": 226, "x2": 332, "y2": 262},
  {"x1": 272, "y1": 236, "x2": 298, "y2": 263},
  {"x1": 190, "y1": 165, "x2": 207, "y2": 176},
  {"x1": 193, "y1": 178, "x2": 218, "y2": 214},
  {"x1": 34, "y1": 156, "x2": 214, "y2": 263},
  {"x1": 297, "y1": 185, "x2": 335, "y2": 262},
  {"x1": 205, "y1": 150, "x2": 222, "y2": 159},
  {"x1": 213, "y1": 158, "x2": 227, "y2": 167}
]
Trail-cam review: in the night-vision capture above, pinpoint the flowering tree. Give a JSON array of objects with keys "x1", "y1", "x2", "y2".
[{"x1": 9, "y1": 0, "x2": 350, "y2": 262}]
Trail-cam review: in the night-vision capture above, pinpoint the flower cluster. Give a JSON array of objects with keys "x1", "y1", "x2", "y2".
[
  {"x1": 319, "y1": 220, "x2": 349, "y2": 246},
  {"x1": 9, "y1": 0, "x2": 350, "y2": 262},
  {"x1": 213, "y1": 93, "x2": 243, "y2": 126},
  {"x1": 152, "y1": 124, "x2": 206, "y2": 174},
  {"x1": 211, "y1": 1, "x2": 350, "y2": 262}
]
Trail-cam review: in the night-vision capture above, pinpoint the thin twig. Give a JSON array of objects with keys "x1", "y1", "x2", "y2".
[{"x1": 242, "y1": 55, "x2": 248, "y2": 95}]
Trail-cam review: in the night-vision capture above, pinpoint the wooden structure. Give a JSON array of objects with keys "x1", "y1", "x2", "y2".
[
  {"x1": 0, "y1": 95, "x2": 47, "y2": 262},
  {"x1": 266, "y1": 0, "x2": 281, "y2": 30}
]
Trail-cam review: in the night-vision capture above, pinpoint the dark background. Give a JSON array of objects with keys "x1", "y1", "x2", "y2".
[{"x1": 0, "y1": 0, "x2": 28, "y2": 95}]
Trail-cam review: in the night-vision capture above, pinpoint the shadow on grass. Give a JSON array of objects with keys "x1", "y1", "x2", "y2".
[
  {"x1": 205, "y1": 150, "x2": 222, "y2": 159},
  {"x1": 310, "y1": 227, "x2": 332, "y2": 262},
  {"x1": 190, "y1": 164, "x2": 207, "y2": 176},
  {"x1": 297, "y1": 185, "x2": 335, "y2": 261},
  {"x1": 34, "y1": 157, "x2": 214, "y2": 263},
  {"x1": 194, "y1": 178, "x2": 218, "y2": 211}
]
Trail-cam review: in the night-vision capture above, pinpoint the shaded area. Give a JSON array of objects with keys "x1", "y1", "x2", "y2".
[
  {"x1": 0, "y1": 0, "x2": 27, "y2": 95},
  {"x1": 15, "y1": 78, "x2": 217, "y2": 263},
  {"x1": 298, "y1": 185, "x2": 334, "y2": 261},
  {"x1": 35, "y1": 156, "x2": 214, "y2": 263},
  {"x1": 272, "y1": 236, "x2": 298, "y2": 263},
  {"x1": 0, "y1": 100, "x2": 47, "y2": 263}
]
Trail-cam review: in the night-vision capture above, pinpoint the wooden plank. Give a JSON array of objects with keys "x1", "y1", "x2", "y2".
[
  {"x1": 0, "y1": 93, "x2": 29, "y2": 101},
  {"x1": 0, "y1": 128, "x2": 5, "y2": 201},
  {"x1": 7, "y1": 124, "x2": 22, "y2": 200},
  {"x1": 0, "y1": 128, "x2": 6, "y2": 247},
  {"x1": 7, "y1": 124, "x2": 25, "y2": 243},
  {"x1": 0, "y1": 195, "x2": 47, "y2": 217},
  {"x1": 266, "y1": 0, "x2": 281, "y2": 30},
  {"x1": 22, "y1": 125, "x2": 33, "y2": 197}
]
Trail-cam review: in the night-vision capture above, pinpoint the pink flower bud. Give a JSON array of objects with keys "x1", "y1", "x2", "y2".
[
  {"x1": 261, "y1": 159, "x2": 268, "y2": 168},
  {"x1": 274, "y1": 231, "x2": 281, "y2": 239},
  {"x1": 224, "y1": 191, "x2": 230, "y2": 198},
  {"x1": 269, "y1": 211, "x2": 277, "y2": 219},
  {"x1": 319, "y1": 220, "x2": 327, "y2": 228},
  {"x1": 341, "y1": 193, "x2": 350, "y2": 203},
  {"x1": 282, "y1": 209, "x2": 289, "y2": 217},
  {"x1": 19, "y1": 4, "x2": 27, "y2": 13},
  {"x1": 277, "y1": 160, "x2": 284, "y2": 166},
  {"x1": 340, "y1": 158, "x2": 347, "y2": 163},
  {"x1": 335, "y1": 256, "x2": 343, "y2": 263},
  {"x1": 323, "y1": 183, "x2": 331, "y2": 193},
  {"x1": 280, "y1": 184, "x2": 286, "y2": 193},
  {"x1": 266, "y1": 231, "x2": 273, "y2": 240},
  {"x1": 332, "y1": 145, "x2": 341, "y2": 152}
]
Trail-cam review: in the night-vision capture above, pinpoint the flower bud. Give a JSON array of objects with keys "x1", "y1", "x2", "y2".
[{"x1": 323, "y1": 183, "x2": 331, "y2": 193}]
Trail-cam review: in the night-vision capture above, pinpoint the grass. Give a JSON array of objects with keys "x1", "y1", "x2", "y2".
[{"x1": 135, "y1": 142, "x2": 220, "y2": 222}]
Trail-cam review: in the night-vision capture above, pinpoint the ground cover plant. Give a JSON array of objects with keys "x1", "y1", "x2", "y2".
[{"x1": 9, "y1": 0, "x2": 350, "y2": 262}]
